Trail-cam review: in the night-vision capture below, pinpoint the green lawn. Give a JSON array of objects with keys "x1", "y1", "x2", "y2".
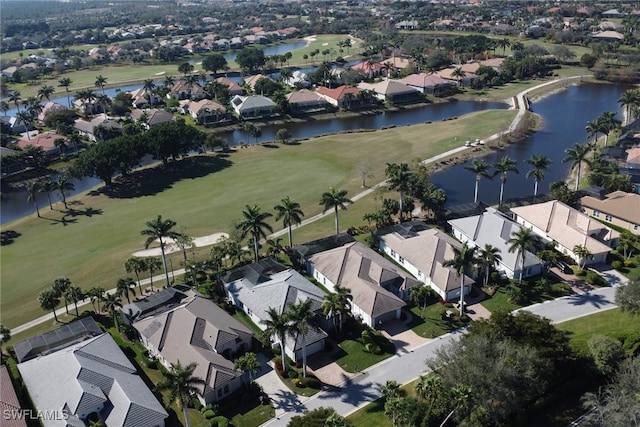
[
  {"x1": 556, "y1": 308, "x2": 640, "y2": 343},
  {"x1": 346, "y1": 379, "x2": 417, "y2": 426},
  {"x1": 480, "y1": 280, "x2": 572, "y2": 314},
  {"x1": 332, "y1": 320, "x2": 396, "y2": 373},
  {"x1": 406, "y1": 304, "x2": 468, "y2": 339},
  {"x1": 1, "y1": 109, "x2": 515, "y2": 329}
]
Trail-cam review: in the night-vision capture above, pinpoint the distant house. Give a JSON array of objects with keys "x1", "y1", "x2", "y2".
[
  {"x1": 182, "y1": 99, "x2": 231, "y2": 125},
  {"x1": 316, "y1": 85, "x2": 363, "y2": 110},
  {"x1": 0, "y1": 365, "x2": 27, "y2": 427},
  {"x1": 286, "y1": 89, "x2": 331, "y2": 112},
  {"x1": 579, "y1": 190, "x2": 640, "y2": 235},
  {"x1": 130, "y1": 108, "x2": 176, "y2": 128},
  {"x1": 374, "y1": 221, "x2": 474, "y2": 301},
  {"x1": 284, "y1": 70, "x2": 311, "y2": 88},
  {"x1": 134, "y1": 295, "x2": 253, "y2": 404},
  {"x1": 592, "y1": 31, "x2": 624, "y2": 42},
  {"x1": 435, "y1": 67, "x2": 477, "y2": 86},
  {"x1": 511, "y1": 200, "x2": 619, "y2": 265},
  {"x1": 167, "y1": 80, "x2": 206, "y2": 100},
  {"x1": 448, "y1": 208, "x2": 543, "y2": 279},
  {"x1": 230, "y1": 95, "x2": 278, "y2": 119},
  {"x1": 395, "y1": 20, "x2": 419, "y2": 30},
  {"x1": 295, "y1": 234, "x2": 415, "y2": 328},
  {"x1": 357, "y1": 79, "x2": 421, "y2": 104},
  {"x1": 37, "y1": 102, "x2": 68, "y2": 123},
  {"x1": 17, "y1": 318, "x2": 168, "y2": 427},
  {"x1": 351, "y1": 61, "x2": 384, "y2": 78},
  {"x1": 244, "y1": 74, "x2": 271, "y2": 92},
  {"x1": 221, "y1": 258, "x2": 329, "y2": 362},
  {"x1": 398, "y1": 73, "x2": 453, "y2": 95},
  {"x1": 16, "y1": 131, "x2": 67, "y2": 158},
  {"x1": 74, "y1": 114, "x2": 122, "y2": 141},
  {"x1": 216, "y1": 77, "x2": 245, "y2": 97}
]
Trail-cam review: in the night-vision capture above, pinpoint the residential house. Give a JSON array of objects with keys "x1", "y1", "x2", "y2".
[
  {"x1": 378, "y1": 56, "x2": 412, "y2": 71},
  {"x1": 221, "y1": 258, "x2": 329, "y2": 362},
  {"x1": 74, "y1": 114, "x2": 122, "y2": 141},
  {"x1": 167, "y1": 80, "x2": 206, "y2": 100},
  {"x1": 398, "y1": 73, "x2": 453, "y2": 95},
  {"x1": 0, "y1": 115, "x2": 34, "y2": 134},
  {"x1": 351, "y1": 61, "x2": 383, "y2": 78},
  {"x1": 183, "y1": 99, "x2": 231, "y2": 125},
  {"x1": 435, "y1": 68, "x2": 477, "y2": 86},
  {"x1": 17, "y1": 318, "x2": 168, "y2": 427},
  {"x1": 579, "y1": 190, "x2": 640, "y2": 235},
  {"x1": 37, "y1": 102, "x2": 67, "y2": 123},
  {"x1": 120, "y1": 286, "x2": 191, "y2": 325},
  {"x1": 374, "y1": 221, "x2": 474, "y2": 302},
  {"x1": 448, "y1": 208, "x2": 543, "y2": 279},
  {"x1": 286, "y1": 89, "x2": 331, "y2": 112},
  {"x1": 16, "y1": 131, "x2": 67, "y2": 158},
  {"x1": 295, "y1": 234, "x2": 415, "y2": 328},
  {"x1": 0, "y1": 365, "x2": 27, "y2": 427},
  {"x1": 316, "y1": 85, "x2": 362, "y2": 110},
  {"x1": 244, "y1": 74, "x2": 271, "y2": 92},
  {"x1": 134, "y1": 295, "x2": 253, "y2": 404},
  {"x1": 510, "y1": 200, "x2": 619, "y2": 265},
  {"x1": 284, "y1": 70, "x2": 311, "y2": 89},
  {"x1": 129, "y1": 87, "x2": 160, "y2": 108},
  {"x1": 216, "y1": 77, "x2": 245, "y2": 97},
  {"x1": 592, "y1": 31, "x2": 624, "y2": 42},
  {"x1": 395, "y1": 20, "x2": 419, "y2": 30},
  {"x1": 230, "y1": 95, "x2": 278, "y2": 119},
  {"x1": 130, "y1": 108, "x2": 176, "y2": 128},
  {"x1": 357, "y1": 79, "x2": 421, "y2": 104}
]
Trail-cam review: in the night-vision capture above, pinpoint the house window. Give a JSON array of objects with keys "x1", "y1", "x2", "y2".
[
  {"x1": 418, "y1": 270, "x2": 423, "y2": 278},
  {"x1": 399, "y1": 256, "x2": 404, "y2": 264},
  {"x1": 605, "y1": 215, "x2": 612, "y2": 222},
  {"x1": 247, "y1": 309, "x2": 252, "y2": 316},
  {"x1": 634, "y1": 224, "x2": 639, "y2": 231},
  {"x1": 390, "y1": 249, "x2": 396, "y2": 257},
  {"x1": 593, "y1": 210, "x2": 600, "y2": 218},
  {"x1": 224, "y1": 385, "x2": 229, "y2": 394}
]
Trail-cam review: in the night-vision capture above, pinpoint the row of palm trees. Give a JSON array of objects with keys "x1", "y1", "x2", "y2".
[
  {"x1": 26, "y1": 173, "x2": 75, "y2": 217},
  {"x1": 585, "y1": 111, "x2": 622, "y2": 148}
]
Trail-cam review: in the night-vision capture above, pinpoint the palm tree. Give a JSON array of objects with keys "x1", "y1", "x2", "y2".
[
  {"x1": 39, "y1": 178, "x2": 55, "y2": 209},
  {"x1": 618, "y1": 89, "x2": 640, "y2": 126},
  {"x1": 66, "y1": 286, "x2": 84, "y2": 316},
  {"x1": 58, "y1": 77, "x2": 73, "y2": 107},
  {"x1": 94, "y1": 74, "x2": 108, "y2": 95},
  {"x1": 102, "y1": 293, "x2": 122, "y2": 331},
  {"x1": 116, "y1": 277, "x2": 136, "y2": 304},
  {"x1": 38, "y1": 85, "x2": 55, "y2": 102},
  {"x1": 143, "y1": 78, "x2": 157, "y2": 105},
  {"x1": 55, "y1": 173, "x2": 75, "y2": 209},
  {"x1": 443, "y1": 243, "x2": 476, "y2": 311},
  {"x1": 125, "y1": 257, "x2": 147, "y2": 294},
  {"x1": 321, "y1": 285, "x2": 352, "y2": 335},
  {"x1": 562, "y1": 143, "x2": 591, "y2": 191},
  {"x1": 163, "y1": 74, "x2": 176, "y2": 89},
  {"x1": 38, "y1": 290, "x2": 60, "y2": 322},
  {"x1": 597, "y1": 111, "x2": 621, "y2": 146},
  {"x1": 385, "y1": 163, "x2": 413, "y2": 221},
  {"x1": 478, "y1": 244, "x2": 502, "y2": 287},
  {"x1": 9, "y1": 91, "x2": 21, "y2": 112},
  {"x1": 234, "y1": 352, "x2": 261, "y2": 389},
  {"x1": 27, "y1": 181, "x2": 41, "y2": 218},
  {"x1": 464, "y1": 159, "x2": 492, "y2": 203},
  {"x1": 507, "y1": 227, "x2": 540, "y2": 285},
  {"x1": 237, "y1": 205, "x2": 273, "y2": 262},
  {"x1": 274, "y1": 196, "x2": 304, "y2": 248},
  {"x1": 320, "y1": 187, "x2": 353, "y2": 235},
  {"x1": 524, "y1": 154, "x2": 553, "y2": 198},
  {"x1": 146, "y1": 257, "x2": 163, "y2": 291},
  {"x1": 573, "y1": 244, "x2": 593, "y2": 269},
  {"x1": 452, "y1": 67, "x2": 466, "y2": 86},
  {"x1": 493, "y1": 155, "x2": 519, "y2": 206},
  {"x1": 0, "y1": 101, "x2": 9, "y2": 116},
  {"x1": 141, "y1": 215, "x2": 182, "y2": 287},
  {"x1": 287, "y1": 299, "x2": 316, "y2": 378},
  {"x1": 157, "y1": 361, "x2": 205, "y2": 427},
  {"x1": 261, "y1": 307, "x2": 290, "y2": 370},
  {"x1": 16, "y1": 111, "x2": 33, "y2": 140},
  {"x1": 52, "y1": 277, "x2": 72, "y2": 315},
  {"x1": 88, "y1": 286, "x2": 105, "y2": 312},
  {"x1": 585, "y1": 119, "x2": 601, "y2": 145},
  {"x1": 265, "y1": 238, "x2": 285, "y2": 259}
]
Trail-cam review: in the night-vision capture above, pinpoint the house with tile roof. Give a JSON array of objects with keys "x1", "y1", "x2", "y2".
[
  {"x1": 579, "y1": 190, "x2": 640, "y2": 235},
  {"x1": 17, "y1": 329, "x2": 167, "y2": 427},
  {"x1": 315, "y1": 85, "x2": 364, "y2": 110},
  {"x1": 215, "y1": 77, "x2": 245, "y2": 97},
  {"x1": 244, "y1": 74, "x2": 271, "y2": 91},
  {"x1": 130, "y1": 108, "x2": 176, "y2": 128},
  {"x1": 0, "y1": 365, "x2": 27, "y2": 427},
  {"x1": 73, "y1": 114, "x2": 122, "y2": 142},
  {"x1": 435, "y1": 67, "x2": 477, "y2": 86},
  {"x1": 221, "y1": 258, "x2": 329, "y2": 362},
  {"x1": 37, "y1": 102, "x2": 68, "y2": 123},
  {"x1": 351, "y1": 61, "x2": 384, "y2": 78},
  {"x1": 295, "y1": 234, "x2": 416, "y2": 328},
  {"x1": 167, "y1": 80, "x2": 206, "y2": 100},
  {"x1": 133, "y1": 295, "x2": 253, "y2": 404},
  {"x1": 398, "y1": 73, "x2": 454, "y2": 95},
  {"x1": 16, "y1": 132, "x2": 67, "y2": 157},
  {"x1": 230, "y1": 94, "x2": 278, "y2": 119},
  {"x1": 511, "y1": 200, "x2": 619, "y2": 265},
  {"x1": 286, "y1": 89, "x2": 330, "y2": 112},
  {"x1": 374, "y1": 221, "x2": 474, "y2": 302},
  {"x1": 449, "y1": 208, "x2": 543, "y2": 279},
  {"x1": 182, "y1": 99, "x2": 231, "y2": 125},
  {"x1": 592, "y1": 31, "x2": 624, "y2": 42},
  {"x1": 357, "y1": 79, "x2": 421, "y2": 104}
]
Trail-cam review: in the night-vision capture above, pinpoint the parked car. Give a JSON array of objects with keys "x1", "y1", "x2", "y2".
[{"x1": 556, "y1": 260, "x2": 573, "y2": 274}]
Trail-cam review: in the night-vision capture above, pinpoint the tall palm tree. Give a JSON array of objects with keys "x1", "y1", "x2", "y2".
[
  {"x1": 507, "y1": 227, "x2": 540, "y2": 285},
  {"x1": 94, "y1": 74, "x2": 108, "y2": 95},
  {"x1": 116, "y1": 277, "x2": 136, "y2": 304},
  {"x1": 38, "y1": 290, "x2": 60, "y2": 322},
  {"x1": 597, "y1": 111, "x2": 621, "y2": 146},
  {"x1": 52, "y1": 277, "x2": 72, "y2": 315},
  {"x1": 125, "y1": 257, "x2": 147, "y2": 294},
  {"x1": 452, "y1": 67, "x2": 466, "y2": 86},
  {"x1": 164, "y1": 74, "x2": 176, "y2": 89},
  {"x1": 146, "y1": 257, "x2": 163, "y2": 291},
  {"x1": 320, "y1": 187, "x2": 353, "y2": 235},
  {"x1": 27, "y1": 181, "x2": 41, "y2": 218},
  {"x1": 16, "y1": 111, "x2": 33, "y2": 140},
  {"x1": 66, "y1": 286, "x2": 84, "y2": 316},
  {"x1": 443, "y1": 243, "x2": 476, "y2": 311},
  {"x1": 287, "y1": 299, "x2": 315, "y2": 378},
  {"x1": 237, "y1": 205, "x2": 273, "y2": 262},
  {"x1": 55, "y1": 173, "x2": 75, "y2": 209},
  {"x1": 492, "y1": 155, "x2": 519, "y2": 206},
  {"x1": 0, "y1": 101, "x2": 9, "y2": 116},
  {"x1": 464, "y1": 159, "x2": 492, "y2": 203},
  {"x1": 274, "y1": 196, "x2": 304, "y2": 248},
  {"x1": 58, "y1": 77, "x2": 73, "y2": 107},
  {"x1": 618, "y1": 89, "x2": 640, "y2": 126},
  {"x1": 385, "y1": 163, "x2": 413, "y2": 221},
  {"x1": 585, "y1": 119, "x2": 601, "y2": 145},
  {"x1": 562, "y1": 143, "x2": 590, "y2": 191},
  {"x1": 573, "y1": 244, "x2": 593, "y2": 269},
  {"x1": 524, "y1": 154, "x2": 553, "y2": 198},
  {"x1": 157, "y1": 361, "x2": 205, "y2": 427},
  {"x1": 88, "y1": 286, "x2": 105, "y2": 312},
  {"x1": 9, "y1": 91, "x2": 21, "y2": 112},
  {"x1": 38, "y1": 85, "x2": 55, "y2": 102},
  {"x1": 262, "y1": 307, "x2": 290, "y2": 370},
  {"x1": 141, "y1": 215, "x2": 183, "y2": 287},
  {"x1": 102, "y1": 293, "x2": 122, "y2": 331},
  {"x1": 478, "y1": 244, "x2": 502, "y2": 287},
  {"x1": 39, "y1": 177, "x2": 55, "y2": 209},
  {"x1": 143, "y1": 78, "x2": 157, "y2": 105}
]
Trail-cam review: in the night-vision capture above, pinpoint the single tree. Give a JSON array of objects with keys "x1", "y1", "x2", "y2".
[
  {"x1": 125, "y1": 257, "x2": 147, "y2": 294},
  {"x1": 38, "y1": 84, "x2": 55, "y2": 102},
  {"x1": 287, "y1": 299, "x2": 316, "y2": 378},
  {"x1": 507, "y1": 227, "x2": 540, "y2": 285},
  {"x1": 237, "y1": 204, "x2": 273, "y2": 262},
  {"x1": 116, "y1": 277, "x2": 136, "y2": 304},
  {"x1": 597, "y1": 111, "x2": 621, "y2": 146},
  {"x1": 320, "y1": 187, "x2": 353, "y2": 235},
  {"x1": 94, "y1": 74, "x2": 107, "y2": 95},
  {"x1": 274, "y1": 196, "x2": 304, "y2": 248},
  {"x1": 572, "y1": 244, "x2": 593, "y2": 269},
  {"x1": 0, "y1": 101, "x2": 9, "y2": 116},
  {"x1": 0, "y1": 324, "x2": 11, "y2": 354},
  {"x1": 265, "y1": 238, "x2": 285, "y2": 259},
  {"x1": 88, "y1": 286, "x2": 105, "y2": 312},
  {"x1": 478, "y1": 244, "x2": 502, "y2": 287},
  {"x1": 58, "y1": 77, "x2": 73, "y2": 107},
  {"x1": 55, "y1": 173, "x2": 75, "y2": 209},
  {"x1": 173, "y1": 232, "x2": 194, "y2": 269},
  {"x1": 142, "y1": 78, "x2": 157, "y2": 105},
  {"x1": 52, "y1": 276, "x2": 72, "y2": 315},
  {"x1": 585, "y1": 119, "x2": 601, "y2": 145},
  {"x1": 38, "y1": 289, "x2": 60, "y2": 322},
  {"x1": 9, "y1": 91, "x2": 21, "y2": 112},
  {"x1": 618, "y1": 88, "x2": 640, "y2": 126},
  {"x1": 234, "y1": 352, "x2": 261, "y2": 389},
  {"x1": 39, "y1": 178, "x2": 55, "y2": 210},
  {"x1": 141, "y1": 215, "x2": 182, "y2": 288},
  {"x1": 464, "y1": 159, "x2": 492, "y2": 203},
  {"x1": 102, "y1": 293, "x2": 122, "y2": 331},
  {"x1": 493, "y1": 155, "x2": 519, "y2": 206},
  {"x1": 524, "y1": 154, "x2": 553, "y2": 198},
  {"x1": 615, "y1": 279, "x2": 640, "y2": 316},
  {"x1": 261, "y1": 307, "x2": 290, "y2": 370},
  {"x1": 27, "y1": 181, "x2": 41, "y2": 217},
  {"x1": 452, "y1": 67, "x2": 466, "y2": 86},
  {"x1": 146, "y1": 257, "x2": 163, "y2": 291},
  {"x1": 385, "y1": 163, "x2": 413, "y2": 221},
  {"x1": 381, "y1": 380, "x2": 400, "y2": 401},
  {"x1": 157, "y1": 361, "x2": 205, "y2": 427},
  {"x1": 66, "y1": 286, "x2": 84, "y2": 316},
  {"x1": 443, "y1": 243, "x2": 476, "y2": 310},
  {"x1": 562, "y1": 143, "x2": 591, "y2": 191}
]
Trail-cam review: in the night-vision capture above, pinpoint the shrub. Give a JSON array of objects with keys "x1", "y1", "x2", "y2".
[
  {"x1": 507, "y1": 286, "x2": 526, "y2": 305},
  {"x1": 288, "y1": 369, "x2": 298, "y2": 379},
  {"x1": 585, "y1": 271, "x2": 607, "y2": 287},
  {"x1": 361, "y1": 330, "x2": 373, "y2": 344},
  {"x1": 365, "y1": 342, "x2": 382, "y2": 354},
  {"x1": 624, "y1": 259, "x2": 635, "y2": 268},
  {"x1": 274, "y1": 359, "x2": 283, "y2": 372},
  {"x1": 292, "y1": 378, "x2": 305, "y2": 388},
  {"x1": 301, "y1": 376, "x2": 321, "y2": 388},
  {"x1": 192, "y1": 399, "x2": 203, "y2": 412},
  {"x1": 272, "y1": 346, "x2": 281, "y2": 356},
  {"x1": 612, "y1": 260, "x2": 623, "y2": 270},
  {"x1": 144, "y1": 358, "x2": 158, "y2": 369},
  {"x1": 203, "y1": 409, "x2": 216, "y2": 419},
  {"x1": 211, "y1": 416, "x2": 229, "y2": 427}
]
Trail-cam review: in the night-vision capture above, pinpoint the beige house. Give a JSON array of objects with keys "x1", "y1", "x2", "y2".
[
  {"x1": 511, "y1": 200, "x2": 619, "y2": 265},
  {"x1": 580, "y1": 190, "x2": 640, "y2": 235}
]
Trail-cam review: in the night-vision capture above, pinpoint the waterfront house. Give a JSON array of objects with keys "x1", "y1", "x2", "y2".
[
  {"x1": 16, "y1": 131, "x2": 67, "y2": 159},
  {"x1": 286, "y1": 89, "x2": 331, "y2": 112},
  {"x1": 73, "y1": 114, "x2": 122, "y2": 141},
  {"x1": 315, "y1": 85, "x2": 362, "y2": 110},
  {"x1": 357, "y1": 79, "x2": 421, "y2": 104},
  {"x1": 183, "y1": 99, "x2": 231, "y2": 125},
  {"x1": 216, "y1": 77, "x2": 245, "y2": 97},
  {"x1": 579, "y1": 190, "x2": 640, "y2": 235},
  {"x1": 230, "y1": 94, "x2": 278, "y2": 119},
  {"x1": 130, "y1": 108, "x2": 176, "y2": 128},
  {"x1": 398, "y1": 73, "x2": 453, "y2": 95}
]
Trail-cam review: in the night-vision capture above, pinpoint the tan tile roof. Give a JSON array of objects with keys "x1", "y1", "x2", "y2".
[
  {"x1": 511, "y1": 200, "x2": 618, "y2": 255},
  {"x1": 358, "y1": 79, "x2": 416, "y2": 96},
  {"x1": 0, "y1": 366, "x2": 27, "y2": 427},
  {"x1": 580, "y1": 191, "x2": 640, "y2": 225},
  {"x1": 16, "y1": 131, "x2": 66, "y2": 151},
  {"x1": 315, "y1": 85, "x2": 360, "y2": 101}
]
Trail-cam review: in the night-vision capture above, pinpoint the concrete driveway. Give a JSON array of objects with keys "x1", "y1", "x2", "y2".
[{"x1": 378, "y1": 318, "x2": 429, "y2": 354}]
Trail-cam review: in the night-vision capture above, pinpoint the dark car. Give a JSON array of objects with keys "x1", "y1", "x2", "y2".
[{"x1": 556, "y1": 260, "x2": 573, "y2": 274}]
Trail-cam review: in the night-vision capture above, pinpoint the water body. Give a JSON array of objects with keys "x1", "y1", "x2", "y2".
[{"x1": 430, "y1": 82, "x2": 633, "y2": 206}]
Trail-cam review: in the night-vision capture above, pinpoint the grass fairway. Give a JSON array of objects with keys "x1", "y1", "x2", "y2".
[{"x1": 1, "y1": 109, "x2": 515, "y2": 329}]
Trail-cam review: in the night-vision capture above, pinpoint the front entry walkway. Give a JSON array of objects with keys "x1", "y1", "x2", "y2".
[{"x1": 378, "y1": 311, "x2": 429, "y2": 354}]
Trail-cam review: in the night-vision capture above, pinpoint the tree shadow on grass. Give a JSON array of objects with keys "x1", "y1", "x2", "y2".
[
  {"x1": 0, "y1": 230, "x2": 22, "y2": 246},
  {"x1": 90, "y1": 155, "x2": 233, "y2": 199},
  {"x1": 65, "y1": 207, "x2": 103, "y2": 218}
]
